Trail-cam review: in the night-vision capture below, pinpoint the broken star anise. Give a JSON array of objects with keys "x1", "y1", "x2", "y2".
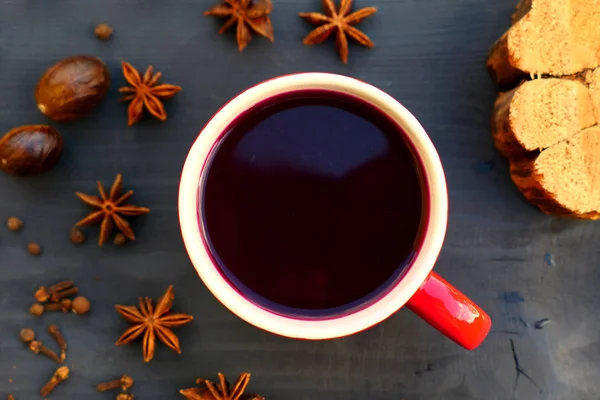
[
  {"x1": 300, "y1": 0, "x2": 377, "y2": 64},
  {"x1": 204, "y1": 0, "x2": 274, "y2": 52},
  {"x1": 115, "y1": 285, "x2": 193, "y2": 363},
  {"x1": 75, "y1": 174, "x2": 150, "y2": 246},
  {"x1": 180, "y1": 372, "x2": 264, "y2": 400},
  {"x1": 119, "y1": 61, "x2": 182, "y2": 126}
]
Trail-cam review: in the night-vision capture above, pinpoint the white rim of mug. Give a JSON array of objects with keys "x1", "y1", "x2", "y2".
[{"x1": 178, "y1": 73, "x2": 448, "y2": 339}]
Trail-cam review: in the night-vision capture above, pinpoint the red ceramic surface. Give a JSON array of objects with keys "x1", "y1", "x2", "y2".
[{"x1": 407, "y1": 272, "x2": 492, "y2": 350}]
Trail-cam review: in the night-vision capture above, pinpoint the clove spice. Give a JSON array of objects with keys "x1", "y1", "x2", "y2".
[
  {"x1": 113, "y1": 232, "x2": 127, "y2": 246},
  {"x1": 60, "y1": 298, "x2": 73, "y2": 311},
  {"x1": 27, "y1": 242, "x2": 41, "y2": 256},
  {"x1": 96, "y1": 375, "x2": 134, "y2": 392},
  {"x1": 49, "y1": 287, "x2": 79, "y2": 303},
  {"x1": 29, "y1": 303, "x2": 44, "y2": 317},
  {"x1": 72, "y1": 296, "x2": 91, "y2": 315},
  {"x1": 35, "y1": 281, "x2": 74, "y2": 303},
  {"x1": 19, "y1": 328, "x2": 35, "y2": 343},
  {"x1": 48, "y1": 324, "x2": 67, "y2": 361},
  {"x1": 70, "y1": 226, "x2": 86, "y2": 244},
  {"x1": 29, "y1": 340, "x2": 62, "y2": 363},
  {"x1": 95, "y1": 23, "x2": 113, "y2": 40},
  {"x1": 40, "y1": 366, "x2": 70, "y2": 397},
  {"x1": 6, "y1": 217, "x2": 23, "y2": 232}
]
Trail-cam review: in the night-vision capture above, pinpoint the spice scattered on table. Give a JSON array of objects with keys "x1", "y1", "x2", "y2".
[
  {"x1": 96, "y1": 375, "x2": 134, "y2": 392},
  {"x1": 8, "y1": 395, "x2": 15, "y2": 400},
  {"x1": 35, "y1": 281, "x2": 74, "y2": 303},
  {"x1": 19, "y1": 328, "x2": 35, "y2": 344},
  {"x1": 299, "y1": 0, "x2": 377, "y2": 64},
  {"x1": 114, "y1": 232, "x2": 128, "y2": 245},
  {"x1": 70, "y1": 227, "x2": 86, "y2": 244},
  {"x1": 60, "y1": 299, "x2": 73, "y2": 312},
  {"x1": 180, "y1": 372, "x2": 264, "y2": 400},
  {"x1": 31, "y1": 299, "x2": 76, "y2": 315},
  {"x1": 48, "y1": 325, "x2": 67, "y2": 361},
  {"x1": 72, "y1": 296, "x2": 91, "y2": 315},
  {"x1": 49, "y1": 287, "x2": 78, "y2": 303},
  {"x1": 119, "y1": 62, "x2": 182, "y2": 126},
  {"x1": 75, "y1": 173, "x2": 150, "y2": 246},
  {"x1": 27, "y1": 242, "x2": 41, "y2": 256},
  {"x1": 29, "y1": 340, "x2": 62, "y2": 363},
  {"x1": 0, "y1": 125, "x2": 64, "y2": 176},
  {"x1": 32, "y1": 281, "x2": 88, "y2": 317},
  {"x1": 95, "y1": 23, "x2": 113, "y2": 40},
  {"x1": 6, "y1": 217, "x2": 23, "y2": 232},
  {"x1": 29, "y1": 303, "x2": 44, "y2": 317},
  {"x1": 204, "y1": 0, "x2": 274, "y2": 52},
  {"x1": 117, "y1": 394, "x2": 135, "y2": 400},
  {"x1": 36, "y1": 56, "x2": 111, "y2": 122},
  {"x1": 38, "y1": 299, "x2": 72, "y2": 314},
  {"x1": 40, "y1": 366, "x2": 70, "y2": 397},
  {"x1": 115, "y1": 285, "x2": 193, "y2": 362}
]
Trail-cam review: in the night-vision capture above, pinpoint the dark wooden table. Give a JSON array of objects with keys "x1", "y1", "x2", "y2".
[{"x1": 1, "y1": 1, "x2": 599, "y2": 399}]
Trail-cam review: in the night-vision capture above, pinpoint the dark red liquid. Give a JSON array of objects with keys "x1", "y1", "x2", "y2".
[{"x1": 202, "y1": 90, "x2": 425, "y2": 314}]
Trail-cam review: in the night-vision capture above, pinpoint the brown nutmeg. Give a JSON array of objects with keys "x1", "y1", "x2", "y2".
[
  {"x1": 35, "y1": 55, "x2": 111, "y2": 122},
  {"x1": 0, "y1": 125, "x2": 63, "y2": 176}
]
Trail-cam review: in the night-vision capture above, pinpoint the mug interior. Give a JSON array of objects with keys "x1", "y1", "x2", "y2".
[{"x1": 179, "y1": 73, "x2": 448, "y2": 339}]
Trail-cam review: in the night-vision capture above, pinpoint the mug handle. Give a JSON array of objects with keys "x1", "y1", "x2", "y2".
[{"x1": 406, "y1": 272, "x2": 491, "y2": 350}]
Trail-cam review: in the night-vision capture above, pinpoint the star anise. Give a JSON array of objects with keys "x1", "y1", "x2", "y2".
[
  {"x1": 75, "y1": 174, "x2": 150, "y2": 246},
  {"x1": 299, "y1": 0, "x2": 377, "y2": 64},
  {"x1": 204, "y1": 0, "x2": 275, "y2": 52},
  {"x1": 115, "y1": 285, "x2": 193, "y2": 363},
  {"x1": 119, "y1": 61, "x2": 182, "y2": 126},
  {"x1": 180, "y1": 372, "x2": 264, "y2": 400}
]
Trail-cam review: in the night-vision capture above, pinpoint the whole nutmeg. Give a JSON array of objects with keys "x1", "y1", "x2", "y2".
[
  {"x1": 0, "y1": 125, "x2": 63, "y2": 176},
  {"x1": 35, "y1": 55, "x2": 111, "y2": 122}
]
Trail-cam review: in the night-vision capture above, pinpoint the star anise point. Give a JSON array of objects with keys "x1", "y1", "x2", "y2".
[
  {"x1": 205, "y1": 0, "x2": 274, "y2": 52},
  {"x1": 75, "y1": 174, "x2": 149, "y2": 246},
  {"x1": 120, "y1": 61, "x2": 181, "y2": 126},
  {"x1": 115, "y1": 285, "x2": 193, "y2": 362},
  {"x1": 181, "y1": 372, "x2": 263, "y2": 400},
  {"x1": 300, "y1": 0, "x2": 377, "y2": 64}
]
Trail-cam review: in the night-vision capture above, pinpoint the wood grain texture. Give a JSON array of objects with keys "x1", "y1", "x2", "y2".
[{"x1": 0, "y1": 0, "x2": 599, "y2": 399}]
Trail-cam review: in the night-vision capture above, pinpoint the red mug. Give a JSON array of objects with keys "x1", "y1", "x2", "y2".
[{"x1": 179, "y1": 73, "x2": 491, "y2": 349}]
